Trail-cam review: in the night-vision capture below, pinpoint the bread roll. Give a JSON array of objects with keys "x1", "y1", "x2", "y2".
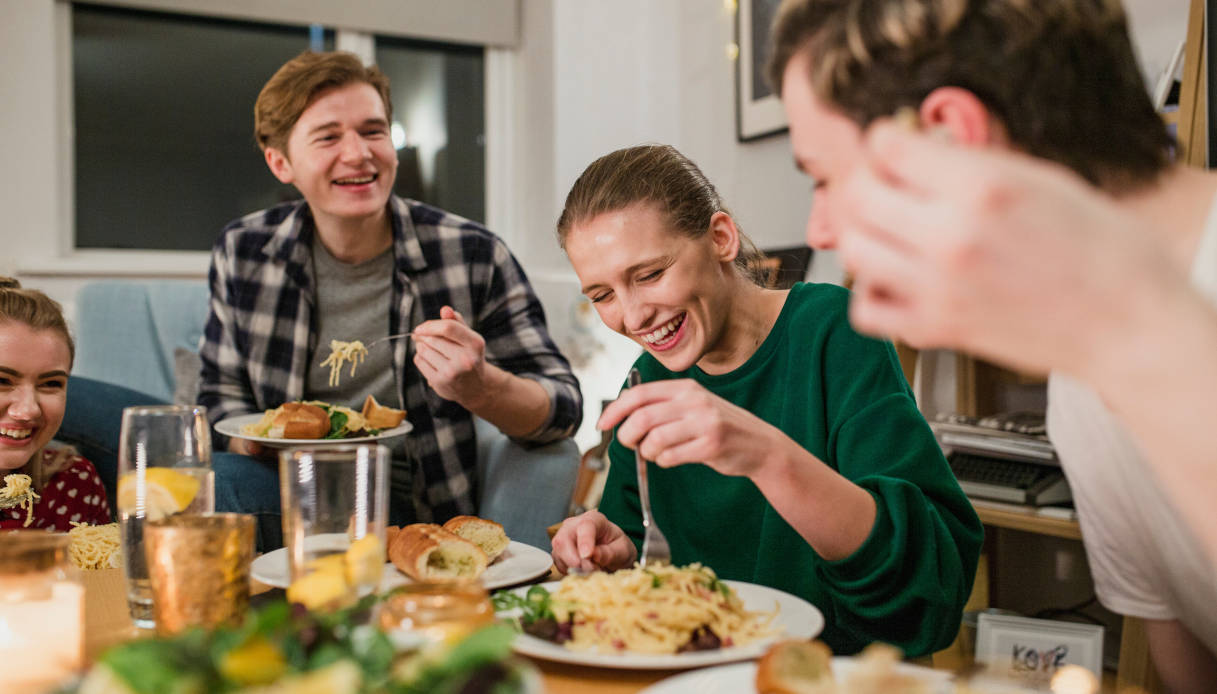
[
  {"x1": 442, "y1": 515, "x2": 509, "y2": 561},
  {"x1": 389, "y1": 523, "x2": 488, "y2": 581},
  {"x1": 271, "y1": 402, "x2": 331, "y2": 439},
  {"x1": 361, "y1": 394, "x2": 407, "y2": 429},
  {"x1": 385, "y1": 525, "x2": 401, "y2": 560},
  {"x1": 755, "y1": 640, "x2": 834, "y2": 694}
]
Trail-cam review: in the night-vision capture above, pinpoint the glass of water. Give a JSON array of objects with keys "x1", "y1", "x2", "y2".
[
  {"x1": 280, "y1": 444, "x2": 389, "y2": 611},
  {"x1": 116, "y1": 405, "x2": 214, "y2": 629}
]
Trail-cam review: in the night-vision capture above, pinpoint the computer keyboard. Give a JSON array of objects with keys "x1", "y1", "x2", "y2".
[
  {"x1": 949, "y1": 453, "x2": 1050, "y2": 489},
  {"x1": 948, "y1": 452, "x2": 1072, "y2": 506}
]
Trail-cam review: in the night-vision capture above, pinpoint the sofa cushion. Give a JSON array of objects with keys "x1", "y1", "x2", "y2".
[{"x1": 73, "y1": 281, "x2": 209, "y2": 403}]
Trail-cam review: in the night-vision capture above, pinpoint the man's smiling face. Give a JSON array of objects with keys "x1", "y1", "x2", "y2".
[{"x1": 266, "y1": 82, "x2": 398, "y2": 225}]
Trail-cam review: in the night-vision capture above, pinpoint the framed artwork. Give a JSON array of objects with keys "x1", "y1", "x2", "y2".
[
  {"x1": 756, "y1": 245, "x2": 813, "y2": 289},
  {"x1": 975, "y1": 613, "x2": 1104, "y2": 687},
  {"x1": 736, "y1": 0, "x2": 787, "y2": 141}
]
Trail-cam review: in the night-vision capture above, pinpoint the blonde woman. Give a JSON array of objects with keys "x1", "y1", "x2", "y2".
[
  {"x1": 549, "y1": 145, "x2": 980, "y2": 657},
  {"x1": 0, "y1": 277, "x2": 110, "y2": 530}
]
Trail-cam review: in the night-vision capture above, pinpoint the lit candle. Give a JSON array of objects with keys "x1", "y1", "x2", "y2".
[{"x1": 0, "y1": 532, "x2": 85, "y2": 694}]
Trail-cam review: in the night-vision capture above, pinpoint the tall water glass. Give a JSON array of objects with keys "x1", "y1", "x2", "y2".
[
  {"x1": 280, "y1": 445, "x2": 389, "y2": 609},
  {"x1": 117, "y1": 405, "x2": 214, "y2": 629}
]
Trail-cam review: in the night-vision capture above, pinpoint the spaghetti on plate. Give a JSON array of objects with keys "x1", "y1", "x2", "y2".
[{"x1": 551, "y1": 563, "x2": 778, "y2": 654}]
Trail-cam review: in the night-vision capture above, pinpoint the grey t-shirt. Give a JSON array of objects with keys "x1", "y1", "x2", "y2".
[{"x1": 308, "y1": 236, "x2": 416, "y2": 523}]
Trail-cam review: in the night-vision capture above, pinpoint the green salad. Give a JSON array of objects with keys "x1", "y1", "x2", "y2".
[{"x1": 66, "y1": 596, "x2": 530, "y2": 694}]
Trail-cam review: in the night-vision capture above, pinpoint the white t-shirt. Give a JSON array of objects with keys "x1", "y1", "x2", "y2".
[{"x1": 1047, "y1": 195, "x2": 1217, "y2": 654}]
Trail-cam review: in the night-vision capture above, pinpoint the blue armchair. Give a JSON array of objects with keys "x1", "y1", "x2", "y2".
[{"x1": 63, "y1": 280, "x2": 579, "y2": 549}]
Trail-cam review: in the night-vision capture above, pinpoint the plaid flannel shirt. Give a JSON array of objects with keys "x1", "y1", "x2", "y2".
[{"x1": 199, "y1": 196, "x2": 582, "y2": 520}]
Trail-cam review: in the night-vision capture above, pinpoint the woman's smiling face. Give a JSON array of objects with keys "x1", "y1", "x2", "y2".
[
  {"x1": 0, "y1": 321, "x2": 71, "y2": 471},
  {"x1": 564, "y1": 202, "x2": 736, "y2": 373}
]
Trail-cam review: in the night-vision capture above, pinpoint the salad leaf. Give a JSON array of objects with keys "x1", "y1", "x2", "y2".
[
  {"x1": 491, "y1": 584, "x2": 554, "y2": 626},
  {"x1": 325, "y1": 411, "x2": 350, "y2": 439}
]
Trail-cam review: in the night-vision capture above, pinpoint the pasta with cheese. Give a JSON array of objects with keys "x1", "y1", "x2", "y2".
[
  {"x1": 550, "y1": 563, "x2": 778, "y2": 654},
  {"x1": 319, "y1": 340, "x2": 369, "y2": 387},
  {"x1": 68, "y1": 521, "x2": 121, "y2": 570},
  {"x1": 1, "y1": 473, "x2": 39, "y2": 527}
]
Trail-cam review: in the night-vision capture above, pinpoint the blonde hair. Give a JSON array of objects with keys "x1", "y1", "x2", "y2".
[
  {"x1": 767, "y1": 0, "x2": 1172, "y2": 192},
  {"x1": 254, "y1": 51, "x2": 393, "y2": 154},
  {"x1": 0, "y1": 277, "x2": 77, "y2": 491},
  {"x1": 0, "y1": 277, "x2": 74, "y2": 365},
  {"x1": 557, "y1": 145, "x2": 768, "y2": 285}
]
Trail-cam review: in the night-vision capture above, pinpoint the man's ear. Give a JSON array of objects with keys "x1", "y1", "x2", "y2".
[
  {"x1": 708, "y1": 211, "x2": 741, "y2": 264},
  {"x1": 918, "y1": 86, "x2": 1004, "y2": 146},
  {"x1": 264, "y1": 146, "x2": 294, "y2": 184}
]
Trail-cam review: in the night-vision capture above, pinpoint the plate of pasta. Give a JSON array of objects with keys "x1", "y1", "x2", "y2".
[{"x1": 492, "y1": 564, "x2": 823, "y2": 669}]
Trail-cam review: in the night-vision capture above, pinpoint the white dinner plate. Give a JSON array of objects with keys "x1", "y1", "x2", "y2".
[
  {"x1": 251, "y1": 536, "x2": 553, "y2": 591},
  {"x1": 497, "y1": 580, "x2": 824, "y2": 670},
  {"x1": 639, "y1": 658, "x2": 954, "y2": 693},
  {"x1": 642, "y1": 652, "x2": 954, "y2": 691},
  {"x1": 214, "y1": 412, "x2": 413, "y2": 448}
]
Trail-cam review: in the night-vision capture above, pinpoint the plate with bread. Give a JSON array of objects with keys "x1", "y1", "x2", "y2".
[
  {"x1": 215, "y1": 395, "x2": 412, "y2": 447},
  {"x1": 252, "y1": 515, "x2": 553, "y2": 591},
  {"x1": 641, "y1": 641, "x2": 956, "y2": 693}
]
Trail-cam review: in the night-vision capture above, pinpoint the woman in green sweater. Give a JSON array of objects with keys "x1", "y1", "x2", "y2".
[{"x1": 550, "y1": 144, "x2": 981, "y2": 657}]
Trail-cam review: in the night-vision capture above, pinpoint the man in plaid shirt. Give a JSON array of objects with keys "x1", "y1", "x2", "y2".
[{"x1": 200, "y1": 51, "x2": 581, "y2": 539}]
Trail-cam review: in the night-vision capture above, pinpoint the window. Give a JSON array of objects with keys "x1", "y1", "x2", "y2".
[
  {"x1": 71, "y1": 4, "x2": 486, "y2": 252},
  {"x1": 72, "y1": 5, "x2": 328, "y2": 251},
  {"x1": 376, "y1": 36, "x2": 486, "y2": 224}
]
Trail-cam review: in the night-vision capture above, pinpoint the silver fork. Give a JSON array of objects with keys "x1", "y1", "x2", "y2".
[
  {"x1": 629, "y1": 368, "x2": 671, "y2": 567},
  {"x1": 365, "y1": 332, "x2": 414, "y2": 348}
]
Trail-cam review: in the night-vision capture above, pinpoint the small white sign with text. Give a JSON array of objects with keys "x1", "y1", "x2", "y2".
[{"x1": 976, "y1": 612, "x2": 1104, "y2": 687}]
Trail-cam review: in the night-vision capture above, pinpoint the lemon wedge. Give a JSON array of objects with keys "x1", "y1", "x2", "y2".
[
  {"x1": 286, "y1": 566, "x2": 351, "y2": 611},
  {"x1": 116, "y1": 468, "x2": 201, "y2": 520},
  {"x1": 344, "y1": 535, "x2": 384, "y2": 588}
]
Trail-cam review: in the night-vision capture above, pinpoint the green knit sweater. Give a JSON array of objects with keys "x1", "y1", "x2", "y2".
[{"x1": 599, "y1": 282, "x2": 982, "y2": 657}]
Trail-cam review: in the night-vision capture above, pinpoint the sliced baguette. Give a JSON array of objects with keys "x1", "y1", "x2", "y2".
[
  {"x1": 442, "y1": 515, "x2": 509, "y2": 561},
  {"x1": 388, "y1": 523, "x2": 488, "y2": 581}
]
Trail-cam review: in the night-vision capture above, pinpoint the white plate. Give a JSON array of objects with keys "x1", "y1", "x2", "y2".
[
  {"x1": 499, "y1": 580, "x2": 824, "y2": 670},
  {"x1": 214, "y1": 412, "x2": 413, "y2": 448},
  {"x1": 639, "y1": 658, "x2": 953, "y2": 693},
  {"x1": 251, "y1": 537, "x2": 553, "y2": 591}
]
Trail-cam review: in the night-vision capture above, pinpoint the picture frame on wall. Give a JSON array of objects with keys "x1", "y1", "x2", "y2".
[{"x1": 736, "y1": 0, "x2": 787, "y2": 141}]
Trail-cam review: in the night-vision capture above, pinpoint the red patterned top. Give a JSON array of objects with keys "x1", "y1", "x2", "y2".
[{"x1": 2, "y1": 451, "x2": 111, "y2": 531}]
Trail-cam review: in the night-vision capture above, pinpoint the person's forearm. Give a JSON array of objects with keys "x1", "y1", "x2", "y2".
[
  {"x1": 750, "y1": 439, "x2": 877, "y2": 561},
  {"x1": 462, "y1": 364, "x2": 552, "y2": 438}
]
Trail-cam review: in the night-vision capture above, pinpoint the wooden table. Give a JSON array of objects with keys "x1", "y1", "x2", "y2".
[{"x1": 82, "y1": 568, "x2": 681, "y2": 693}]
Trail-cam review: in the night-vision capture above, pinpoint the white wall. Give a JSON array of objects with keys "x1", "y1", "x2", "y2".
[{"x1": 1, "y1": 1, "x2": 61, "y2": 277}]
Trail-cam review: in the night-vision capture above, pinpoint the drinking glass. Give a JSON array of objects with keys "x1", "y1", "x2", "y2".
[
  {"x1": 117, "y1": 404, "x2": 214, "y2": 629},
  {"x1": 280, "y1": 444, "x2": 389, "y2": 610}
]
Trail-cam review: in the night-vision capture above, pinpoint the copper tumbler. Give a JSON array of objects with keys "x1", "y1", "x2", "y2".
[{"x1": 145, "y1": 513, "x2": 255, "y2": 636}]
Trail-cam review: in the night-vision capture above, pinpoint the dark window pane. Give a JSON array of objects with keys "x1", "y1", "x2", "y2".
[
  {"x1": 375, "y1": 36, "x2": 485, "y2": 224},
  {"x1": 72, "y1": 6, "x2": 333, "y2": 251}
]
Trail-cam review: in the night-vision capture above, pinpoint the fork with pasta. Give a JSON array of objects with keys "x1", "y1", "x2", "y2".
[{"x1": 319, "y1": 335, "x2": 414, "y2": 387}]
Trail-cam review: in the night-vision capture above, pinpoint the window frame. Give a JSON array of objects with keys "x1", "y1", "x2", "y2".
[{"x1": 26, "y1": 0, "x2": 516, "y2": 278}]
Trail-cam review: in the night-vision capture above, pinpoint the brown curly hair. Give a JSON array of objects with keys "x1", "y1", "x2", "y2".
[{"x1": 767, "y1": 0, "x2": 1173, "y2": 192}]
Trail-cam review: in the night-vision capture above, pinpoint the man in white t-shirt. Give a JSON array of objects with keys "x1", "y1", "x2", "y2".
[{"x1": 767, "y1": 0, "x2": 1217, "y2": 690}]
